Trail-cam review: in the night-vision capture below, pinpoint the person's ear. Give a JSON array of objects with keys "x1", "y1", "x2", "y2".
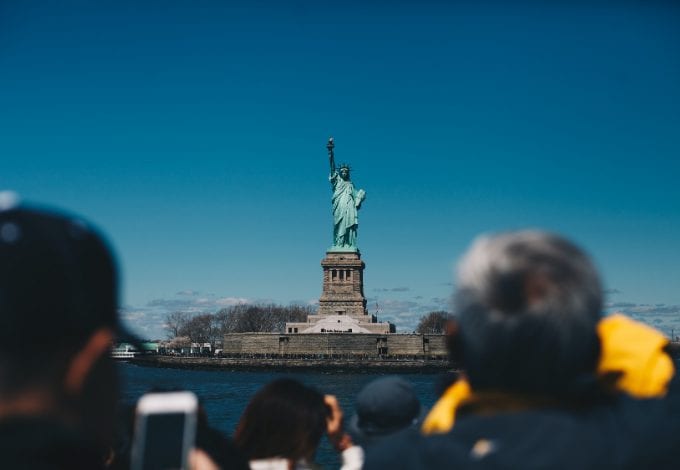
[
  {"x1": 445, "y1": 318, "x2": 459, "y2": 336},
  {"x1": 63, "y1": 328, "x2": 114, "y2": 394},
  {"x1": 445, "y1": 319, "x2": 464, "y2": 366}
]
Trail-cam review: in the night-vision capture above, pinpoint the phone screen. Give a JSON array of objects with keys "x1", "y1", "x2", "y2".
[{"x1": 139, "y1": 412, "x2": 187, "y2": 470}]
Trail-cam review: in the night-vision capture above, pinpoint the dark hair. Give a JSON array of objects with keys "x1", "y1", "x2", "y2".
[
  {"x1": 0, "y1": 207, "x2": 119, "y2": 396},
  {"x1": 234, "y1": 378, "x2": 329, "y2": 462},
  {"x1": 454, "y1": 231, "x2": 603, "y2": 397}
]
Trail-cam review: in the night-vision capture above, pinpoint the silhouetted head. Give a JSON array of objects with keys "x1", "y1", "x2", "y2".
[
  {"x1": 234, "y1": 378, "x2": 329, "y2": 462},
  {"x1": 0, "y1": 201, "x2": 128, "y2": 448},
  {"x1": 452, "y1": 230, "x2": 603, "y2": 398}
]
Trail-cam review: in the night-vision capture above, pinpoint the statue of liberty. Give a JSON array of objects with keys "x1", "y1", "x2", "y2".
[{"x1": 327, "y1": 137, "x2": 366, "y2": 251}]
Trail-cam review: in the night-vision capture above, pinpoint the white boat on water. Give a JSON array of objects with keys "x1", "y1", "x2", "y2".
[{"x1": 111, "y1": 344, "x2": 139, "y2": 360}]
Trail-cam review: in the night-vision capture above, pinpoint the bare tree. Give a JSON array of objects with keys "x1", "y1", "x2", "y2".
[
  {"x1": 179, "y1": 313, "x2": 215, "y2": 344},
  {"x1": 215, "y1": 303, "x2": 315, "y2": 333},
  {"x1": 416, "y1": 311, "x2": 450, "y2": 334},
  {"x1": 161, "y1": 304, "x2": 317, "y2": 346},
  {"x1": 164, "y1": 311, "x2": 189, "y2": 339},
  {"x1": 275, "y1": 304, "x2": 312, "y2": 331}
]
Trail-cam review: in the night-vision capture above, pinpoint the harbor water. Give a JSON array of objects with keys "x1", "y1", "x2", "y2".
[
  {"x1": 119, "y1": 361, "x2": 449, "y2": 468},
  {"x1": 120, "y1": 349, "x2": 680, "y2": 468}
]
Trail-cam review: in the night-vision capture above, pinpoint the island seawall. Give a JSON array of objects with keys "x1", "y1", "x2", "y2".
[
  {"x1": 130, "y1": 338, "x2": 680, "y2": 373},
  {"x1": 135, "y1": 333, "x2": 452, "y2": 372}
]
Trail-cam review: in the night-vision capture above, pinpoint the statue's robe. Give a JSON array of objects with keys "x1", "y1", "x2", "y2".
[{"x1": 330, "y1": 171, "x2": 359, "y2": 248}]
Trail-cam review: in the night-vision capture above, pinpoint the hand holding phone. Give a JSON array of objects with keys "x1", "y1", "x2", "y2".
[{"x1": 131, "y1": 391, "x2": 198, "y2": 470}]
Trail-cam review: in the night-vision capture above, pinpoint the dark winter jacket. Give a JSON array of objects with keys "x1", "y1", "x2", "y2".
[
  {"x1": 365, "y1": 372, "x2": 680, "y2": 469},
  {"x1": 0, "y1": 416, "x2": 106, "y2": 470}
]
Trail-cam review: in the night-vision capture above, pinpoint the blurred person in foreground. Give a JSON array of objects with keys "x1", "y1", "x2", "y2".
[
  {"x1": 346, "y1": 376, "x2": 424, "y2": 449},
  {"x1": 0, "y1": 201, "x2": 126, "y2": 469},
  {"x1": 365, "y1": 230, "x2": 679, "y2": 469},
  {"x1": 0, "y1": 199, "x2": 224, "y2": 469},
  {"x1": 234, "y1": 378, "x2": 363, "y2": 470}
]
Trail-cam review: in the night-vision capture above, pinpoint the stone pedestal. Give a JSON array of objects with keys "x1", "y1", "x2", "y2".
[
  {"x1": 318, "y1": 251, "x2": 367, "y2": 318},
  {"x1": 285, "y1": 250, "x2": 394, "y2": 334}
]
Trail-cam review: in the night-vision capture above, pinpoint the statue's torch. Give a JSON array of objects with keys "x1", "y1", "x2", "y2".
[
  {"x1": 327, "y1": 137, "x2": 335, "y2": 170},
  {"x1": 327, "y1": 137, "x2": 334, "y2": 157}
]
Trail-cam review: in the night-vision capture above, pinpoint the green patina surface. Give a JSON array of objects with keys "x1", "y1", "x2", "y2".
[{"x1": 327, "y1": 137, "x2": 365, "y2": 251}]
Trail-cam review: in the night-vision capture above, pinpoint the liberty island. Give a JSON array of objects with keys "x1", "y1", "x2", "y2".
[{"x1": 134, "y1": 138, "x2": 449, "y2": 369}]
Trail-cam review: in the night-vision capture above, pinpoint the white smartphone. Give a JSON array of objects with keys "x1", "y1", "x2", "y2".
[{"x1": 130, "y1": 391, "x2": 199, "y2": 470}]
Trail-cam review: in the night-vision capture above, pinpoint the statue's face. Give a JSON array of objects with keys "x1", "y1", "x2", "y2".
[{"x1": 339, "y1": 168, "x2": 350, "y2": 180}]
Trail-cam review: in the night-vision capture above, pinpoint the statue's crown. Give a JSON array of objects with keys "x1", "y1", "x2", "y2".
[{"x1": 338, "y1": 163, "x2": 351, "y2": 171}]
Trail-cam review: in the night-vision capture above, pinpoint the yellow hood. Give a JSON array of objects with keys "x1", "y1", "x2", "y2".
[{"x1": 422, "y1": 314, "x2": 674, "y2": 435}]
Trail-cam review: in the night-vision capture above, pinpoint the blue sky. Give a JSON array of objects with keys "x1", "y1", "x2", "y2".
[{"x1": 1, "y1": 1, "x2": 679, "y2": 338}]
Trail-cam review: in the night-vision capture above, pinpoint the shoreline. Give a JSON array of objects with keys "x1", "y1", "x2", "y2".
[
  {"x1": 130, "y1": 355, "x2": 455, "y2": 373},
  {"x1": 129, "y1": 342, "x2": 680, "y2": 373}
]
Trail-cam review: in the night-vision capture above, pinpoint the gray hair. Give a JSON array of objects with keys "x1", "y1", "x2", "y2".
[{"x1": 454, "y1": 230, "x2": 603, "y2": 396}]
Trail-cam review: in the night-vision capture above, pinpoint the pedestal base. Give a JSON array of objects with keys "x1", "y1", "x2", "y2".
[
  {"x1": 285, "y1": 250, "x2": 394, "y2": 334},
  {"x1": 317, "y1": 251, "x2": 367, "y2": 317}
]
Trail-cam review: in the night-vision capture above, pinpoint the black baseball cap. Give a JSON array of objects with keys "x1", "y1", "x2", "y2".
[{"x1": 0, "y1": 196, "x2": 139, "y2": 354}]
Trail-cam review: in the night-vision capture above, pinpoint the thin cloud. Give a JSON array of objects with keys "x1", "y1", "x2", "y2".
[
  {"x1": 215, "y1": 296, "x2": 249, "y2": 306},
  {"x1": 147, "y1": 295, "x2": 249, "y2": 311},
  {"x1": 120, "y1": 307, "x2": 167, "y2": 340},
  {"x1": 373, "y1": 287, "x2": 410, "y2": 293},
  {"x1": 127, "y1": 293, "x2": 255, "y2": 339},
  {"x1": 176, "y1": 289, "x2": 199, "y2": 296},
  {"x1": 606, "y1": 302, "x2": 637, "y2": 309},
  {"x1": 376, "y1": 298, "x2": 451, "y2": 332},
  {"x1": 605, "y1": 302, "x2": 680, "y2": 338}
]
